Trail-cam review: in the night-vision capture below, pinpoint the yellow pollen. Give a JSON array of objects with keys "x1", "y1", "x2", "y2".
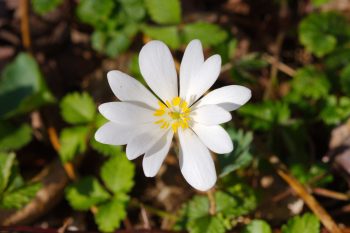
[
  {"x1": 154, "y1": 97, "x2": 191, "y2": 132},
  {"x1": 172, "y1": 97, "x2": 181, "y2": 106}
]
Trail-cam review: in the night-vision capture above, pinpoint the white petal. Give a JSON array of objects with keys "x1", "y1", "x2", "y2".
[
  {"x1": 180, "y1": 39, "x2": 204, "y2": 99},
  {"x1": 126, "y1": 126, "x2": 166, "y2": 160},
  {"x1": 95, "y1": 122, "x2": 139, "y2": 145},
  {"x1": 107, "y1": 70, "x2": 159, "y2": 109},
  {"x1": 178, "y1": 129, "x2": 217, "y2": 191},
  {"x1": 185, "y1": 55, "x2": 221, "y2": 105},
  {"x1": 194, "y1": 85, "x2": 252, "y2": 111},
  {"x1": 191, "y1": 105, "x2": 231, "y2": 125},
  {"x1": 191, "y1": 124, "x2": 233, "y2": 154},
  {"x1": 98, "y1": 102, "x2": 156, "y2": 124},
  {"x1": 139, "y1": 40, "x2": 178, "y2": 102},
  {"x1": 143, "y1": 130, "x2": 174, "y2": 177}
]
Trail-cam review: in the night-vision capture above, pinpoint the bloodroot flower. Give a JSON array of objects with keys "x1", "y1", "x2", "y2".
[{"x1": 95, "y1": 40, "x2": 251, "y2": 191}]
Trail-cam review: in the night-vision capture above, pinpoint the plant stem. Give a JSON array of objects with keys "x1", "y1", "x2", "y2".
[{"x1": 207, "y1": 189, "x2": 216, "y2": 215}]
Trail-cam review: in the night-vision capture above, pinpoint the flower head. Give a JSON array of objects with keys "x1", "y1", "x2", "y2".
[{"x1": 95, "y1": 40, "x2": 251, "y2": 191}]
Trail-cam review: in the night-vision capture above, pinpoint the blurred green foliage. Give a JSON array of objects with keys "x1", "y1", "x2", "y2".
[
  {"x1": 175, "y1": 176, "x2": 257, "y2": 233},
  {"x1": 31, "y1": 0, "x2": 63, "y2": 15},
  {"x1": 219, "y1": 128, "x2": 253, "y2": 177},
  {"x1": 0, "y1": 53, "x2": 54, "y2": 118},
  {"x1": 0, "y1": 153, "x2": 41, "y2": 209},
  {"x1": 243, "y1": 220, "x2": 272, "y2": 233},
  {"x1": 281, "y1": 213, "x2": 320, "y2": 233}
]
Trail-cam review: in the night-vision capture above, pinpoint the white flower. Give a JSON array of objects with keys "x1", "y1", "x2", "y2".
[{"x1": 95, "y1": 39, "x2": 251, "y2": 191}]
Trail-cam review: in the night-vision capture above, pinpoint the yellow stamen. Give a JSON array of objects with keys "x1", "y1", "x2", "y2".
[
  {"x1": 155, "y1": 119, "x2": 164, "y2": 124},
  {"x1": 153, "y1": 97, "x2": 191, "y2": 133},
  {"x1": 171, "y1": 122, "x2": 179, "y2": 133},
  {"x1": 172, "y1": 97, "x2": 181, "y2": 106},
  {"x1": 154, "y1": 109, "x2": 165, "y2": 116},
  {"x1": 180, "y1": 101, "x2": 188, "y2": 110},
  {"x1": 161, "y1": 122, "x2": 169, "y2": 129},
  {"x1": 158, "y1": 101, "x2": 167, "y2": 110}
]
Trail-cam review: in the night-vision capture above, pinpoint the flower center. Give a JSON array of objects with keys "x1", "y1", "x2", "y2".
[{"x1": 153, "y1": 97, "x2": 191, "y2": 133}]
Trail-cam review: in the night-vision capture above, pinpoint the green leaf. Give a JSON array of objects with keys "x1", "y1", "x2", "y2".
[
  {"x1": 65, "y1": 176, "x2": 110, "y2": 211},
  {"x1": 299, "y1": 12, "x2": 350, "y2": 57},
  {"x1": 182, "y1": 22, "x2": 228, "y2": 47},
  {"x1": 91, "y1": 137, "x2": 123, "y2": 157},
  {"x1": 219, "y1": 128, "x2": 253, "y2": 177},
  {"x1": 340, "y1": 64, "x2": 350, "y2": 95},
  {"x1": 235, "y1": 53, "x2": 268, "y2": 70},
  {"x1": 0, "y1": 182, "x2": 41, "y2": 209},
  {"x1": 176, "y1": 190, "x2": 252, "y2": 233},
  {"x1": 145, "y1": 0, "x2": 181, "y2": 24},
  {"x1": 121, "y1": 0, "x2": 146, "y2": 21},
  {"x1": 58, "y1": 126, "x2": 89, "y2": 163},
  {"x1": 243, "y1": 220, "x2": 272, "y2": 233},
  {"x1": 76, "y1": 0, "x2": 115, "y2": 28},
  {"x1": 94, "y1": 197, "x2": 127, "y2": 232},
  {"x1": 179, "y1": 194, "x2": 228, "y2": 233},
  {"x1": 142, "y1": 25, "x2": 180, "y2": 49},
  {"x1": 60, "y1": 92, "x2": 96, "y2": 124},
  {"x1": 239, "y1": 101, "x2": 291, "y2": 131},
  {"x1": 325, "y1": 48, "x2": 350, "y2": 70},
  {"x1": 289, "y1": 66, "x2": 330, "y2": 101},
  {"x1": 5, "y1": 159, "x2": 24, "y2": 193},
  {"x1": 187, "y1": 195, "x2": 209, "y2": 220},
  {"x1": 311, "y1": 0, "x2": 330, "y2": 6},
  {"x1": 31, "y1": 0, "x2": 63, "y2": 15},
  {"x1": 0, "y1": 153, "x2": 41, "y2": 209},
  {"x1": 215, "y1": 191, "x2": 238, "y2": 218},
  {"x1": 92, "y1": 30, "x2": 132, "y2": 58},
  {"x1": 282, "y1": 213, "x2": 320, "y2": 233},
  {"x1": 128, "y1": 54, "x2": 144, "y2": 83},
  {"x1": 213, "y1": 39, "x2": 237, "y2": 64},
  {"x1": 105, "y1": 32, "x2": 131, "y2": 57},
  {"x1": 101, "y1": 155, "x2": 135, "y2": 194},
  {"x1": 91, "y1": 31, "x2": 107, "y2": 53},
  {"x1": 291, "y1": 163, "x2": 333, "y2": 186},
  {"x1": 220, "y1": 177, "x2": 258, "y2": 217},
  {"x1": 320, "y1": 95, "x2": 350, "y2": 125},
  {"x1": 0, "y1": 53, "x2": 55, "y2": 118},
  {"x1": 188, "y1": 215, "x2": 226, "y2": 233},
  {"x1": 0, "y1": 152, "x2": 16, "y2": 193},
  {"x1": 0, "y1": 122, "x2": 32, "y2": 152}
]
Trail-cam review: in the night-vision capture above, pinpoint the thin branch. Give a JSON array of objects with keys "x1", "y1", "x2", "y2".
[
  {"x1": 130, "y1": 199, "x2": 178, "y2": 221},
  {"x1": 220, "y1": 54, "x2": 296, "y2": 77},
  {"x1": 57, "y1": 218, "x2": 73, "y2": 233},
  {"x1": 276, "y1": 168, "x2": 342, "y2": 233},
  {"x1": 47, "y1": 127, "x2": 61, "y2": 151},
  {"x1": 264, "y1": 32, "x2": 285, "y2": 100},
  {"x1": 312, "y1": 187, "x2": 350, "y2": 201},
  {"x1": 19, "y1": 0, "x2": 31, "y2": 50},
  {"x1": 263, "y1": 54, "x2": 296, "y2": 77},
  {"x1": 221, "y1": 63, "x2": 233, "y2": 74},
  {"x1": 141, "y1": 204, "x2": 151, "y2": 230},
  {"x1": 47, "y1": 126, "x2": 77, "y2": 180}
]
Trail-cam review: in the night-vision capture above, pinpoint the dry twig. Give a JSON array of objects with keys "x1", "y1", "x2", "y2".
[
  {"x1": 47, "y1": 126, "x2": 77, "y2": 180},
  {"x1": 19, "y1": 0, "x2": 31, "y2": 50},
  {"x1": 312, "y1": 187, "x2": 350, "y2": 201},
  {"x1": 275, "y1": 166, "x2": 343, "y2": 233}
]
